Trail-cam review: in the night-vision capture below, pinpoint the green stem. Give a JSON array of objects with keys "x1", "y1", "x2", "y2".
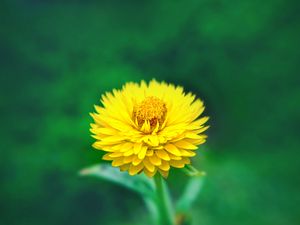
[{"x1": 154, "y1": 174, "x2": 175, "y2": 225}]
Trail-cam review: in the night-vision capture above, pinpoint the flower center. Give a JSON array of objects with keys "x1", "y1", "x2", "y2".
[{"x1": 133, "y1": 96, "x2": 167, "y2": 129}]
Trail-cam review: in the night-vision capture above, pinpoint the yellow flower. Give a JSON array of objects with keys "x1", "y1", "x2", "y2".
[{"x1": 90, "y1": 80, "x2": 209, "y2": 178}]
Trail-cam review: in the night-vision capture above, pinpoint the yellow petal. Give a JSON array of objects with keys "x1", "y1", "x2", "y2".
[
  {"x1": 123, "y1": 149, "x2": 134, "y2": 156},
  {"x1": 159, "y1": 160, "x2": 170, "y2": 171},
  {"x1": 170, "y1": 160, "x2": 185, "y2": 168},
  {"x1": 189, "y1": 117, "x2": 209, "y2": 128},
  {"x1": 174, "y1": 140, "x2": 198, "y2": 150},
  {"x1": 143, "y1": 158, "x2": 155, "y2": 172},
  {"x1": 195, "y1": 126, "x2": 210, "y2": 134},
  {"x1": 144, "y1": 168, "x2": 157, "y2": 177},
  {"x1": 155, "y1": 150, "x2": 170, "y2": 161},
  {"x1": 185, "y1": 132, "x2": 202, "y2": 139},
  {"x1": 92, "y1": 142, "x2": 114, "y2": 151},
  {"x1": 148, "y1": 135, "x2": 159, "y2": 146},
  {"x1": 102, "y1": 153, "x2": 113, "y2": 161},
  {"x1": 90, "y1": 133, "x2": 107, "y2": 140},
  {"x1": 119, "y1": 142, "x2": 134, "y2": 152},
  {"x1": 148, "y1": 154, "x2": 162, "y2": 166},
  {"x1": 164, "y1": 143, "x2": 181, "y2": 156},
  {"x1": 146, "y1": 149, "x2": 154, "y2": 156},
  {"x1": 112, "y1": 158, "x2": 125, "y2": 167},
  {"x1": 134, "y1": 142, "x2": 143, "y2": 154},
  {"x1": 100, "y1": 135, "x2": 126, "y2": 144},
  {"x1": 152, "y1": 121, "x2": 160, "y2": 134},
  {"x1": 180, "y1": 149, "x2": 196, "y2": 157},
  {"x1": 109, "y1": 152, "x2": 123, "y2": 158},
  {"x1": 123, "y1": 155, "x2": 135, "y2": 163},
  {"x1": 168, "y1": 154, "x2": 182, "y2": 160},
  {"x1": 141, "y1": 121, "x2": 151, "y2": 133},
  {"x1": 119, "y1": 164, "x2": 130, "y2": 171},
  {"x1": 138, "y1": 146, "x2": 147, "y2": 159},
  {"x1": 190, "y1": 139, "x2": 206, "y2": 145},
  {"x1": 132, "y1": 156, "x2": 143, "y2": 166},
  {"x1": 129, "y1": 163, "x2": 144, "y2": 175},
  {"x1": 93, "y1": 127, "x2": 117, "y2": 135}
]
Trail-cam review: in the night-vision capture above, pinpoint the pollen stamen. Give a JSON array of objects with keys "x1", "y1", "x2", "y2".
[{"x1": 133, "y1": 96, "x2": 167, "y2": 131}]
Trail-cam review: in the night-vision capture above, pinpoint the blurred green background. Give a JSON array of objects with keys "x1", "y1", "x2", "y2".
[{"x1": 1, "y1": 0, "x2": 300, "y2": 224}]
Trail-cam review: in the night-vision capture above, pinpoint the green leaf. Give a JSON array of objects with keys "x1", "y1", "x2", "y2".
[
  {"x1": 80, "y1": 164, "x2": 159, "y2": 224},
  {"x1": 176, "y1": 176, "x2": 205, "y2": 214},
  {"x1": 79, "y1": 164, "x2": 155, "y2": 198}
]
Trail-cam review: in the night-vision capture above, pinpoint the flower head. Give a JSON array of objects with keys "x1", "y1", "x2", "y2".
[{"x1": 90, "y1": 80, "x2": 209, "y2": 178}]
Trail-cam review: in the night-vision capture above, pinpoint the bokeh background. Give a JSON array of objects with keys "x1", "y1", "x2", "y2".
[{"x1": 1, "y1": 0, "x2": 300, "y2": 225}]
